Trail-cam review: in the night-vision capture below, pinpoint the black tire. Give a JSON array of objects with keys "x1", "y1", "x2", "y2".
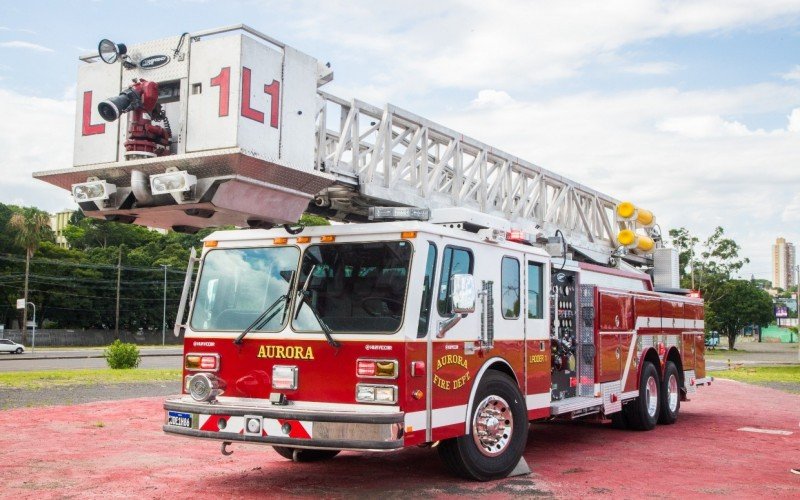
[
  {"x1": 272, "y1": 446, "x2": 340, "y2": 462},
  {"x1": 14, "y1": 348, "x2": 22, "y2": 354},
  {"x1": 623, "y1": 361, "x2": 660, "y2": 431},
  {"x1": 438, "y1": 371, "x2": 528, "y2": 481},
  {"x1": 658, "y1": 361, "x2": 680, "y2": 425}
]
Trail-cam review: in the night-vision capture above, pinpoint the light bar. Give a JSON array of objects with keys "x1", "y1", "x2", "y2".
[
  {"x1": 150, "y1": 170, "x2": 197, "y2": 195},
  {"x1": 71, "y1": 180, "x2": 116, "y2": 203},
  {"x1": 506, "y1": 229, "x2": 534, "y2": 245},
  {"x1": 368, "y1": 206, "x2": 431, "y2": 221}
]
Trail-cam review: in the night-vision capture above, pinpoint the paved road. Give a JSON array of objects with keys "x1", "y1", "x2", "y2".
[
  {"x1": 0, "y1": 379, "x2": 797, "y2": 498},
  {"x1": 0, "y1": 347, "x2": 182, "y2": 372},
  {"x1": 706, "y1": 337, "x2": 799, "y2": 370}
]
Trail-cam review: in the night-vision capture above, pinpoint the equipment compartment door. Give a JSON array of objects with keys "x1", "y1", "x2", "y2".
[{"x1": 525, "y1": 259, "x2": 550, "y2": 418}]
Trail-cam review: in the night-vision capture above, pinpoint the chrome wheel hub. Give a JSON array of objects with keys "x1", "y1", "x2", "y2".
[
  {"x1": 646, "y1": 375, "x2": 658, "y2": 417},
  {"x1": 472, "y1": 395, "x2": 513, "y2": 457},
  {"x1": 668, "y1": 374, "x2": 679, "y2": 412}
]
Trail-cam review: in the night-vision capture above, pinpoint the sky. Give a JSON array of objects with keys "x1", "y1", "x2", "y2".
[{"x1": 0, "y1": 0, "x2": 799, "y2": 282}]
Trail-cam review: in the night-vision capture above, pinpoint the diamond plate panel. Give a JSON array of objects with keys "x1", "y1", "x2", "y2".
[
  {"x1": 578, "y1": 284, "x2": 595, "y2": 397},
  {"x1": 684, "y1": 370, "x2": 697, "y2": 394},
  {"x1": 601, "y1": 381, "x2": 622, "y2": 414}
]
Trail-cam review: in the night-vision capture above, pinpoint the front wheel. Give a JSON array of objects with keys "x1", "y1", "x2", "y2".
[
  {"x1": 438, "y1": 371, "x2": 528, "y2": 481},
  {"x1": 658, "y1": 361, "x2": 680, "y2": 425},
  {"x1": 623, "y1": 361, "x2": 660, "y2": 431},
  {"x1": 14, "y1": 348, "x2": 22, "y2": 354},
  {"x1": 272, "y1": 446, "x2": 340, "y2": 462}
]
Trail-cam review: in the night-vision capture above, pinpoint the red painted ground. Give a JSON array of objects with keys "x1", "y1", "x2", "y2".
[{"x1": 1, "y1": 379, "x2": 798, "y2": 498}]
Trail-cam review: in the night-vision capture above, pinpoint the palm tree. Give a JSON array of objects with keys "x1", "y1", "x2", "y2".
[{"x1": 9, "y1": 210, "x2": 52, "y2": 342}]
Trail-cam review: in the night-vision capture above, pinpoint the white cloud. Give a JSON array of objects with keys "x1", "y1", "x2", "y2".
[
  {"x1": 622, "y1": 61, "x2": 681, "y2": 75},
  {"x1": 657, "y1": 115, "x2": 762, "y2": 138},
  {"x1": 0, "y1": 88, "x2": 75, "y2": 211},
  {"x1": 286, "y1": 0, "x2": 800, "y2": 94},
  {"x1": 0, "y1": 40, "x2": 54, "y2": 52},
  {"x1": 783, "y1": 194, "x2": 800, "y2": 223},
  {"x1": 470, "y1": 90, "x2": 514, "y2": 109},
  {"x1": 788, "y1": 108, "x2": 800, "y2": 132},
  {"x1": 783, "y1": 65, "x2": 800, "y2": 81},
  {"x1": 436, "y1": 82, "x2": 800, "y2": 280}
]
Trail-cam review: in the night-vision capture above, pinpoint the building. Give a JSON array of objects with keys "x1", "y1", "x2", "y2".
[
  {"x1": 49, "y1": 210, "x2": 75, "y2": 248},
  {"x1": 772, "y1": 237, "x2": 796, "y2": 290}
]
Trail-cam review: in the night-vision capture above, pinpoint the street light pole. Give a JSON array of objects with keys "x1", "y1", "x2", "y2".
[{"x1": 161, "y1": 264, "x2": 169, "y2": 346}]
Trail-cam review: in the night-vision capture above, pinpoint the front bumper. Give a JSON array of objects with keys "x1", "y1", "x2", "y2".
[{"x1": 163, "y1": 396, "x2": 405, "y2": 451}]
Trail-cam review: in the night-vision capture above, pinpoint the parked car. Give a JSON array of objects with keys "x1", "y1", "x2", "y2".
[{"x1": 0, "y1": 339, "x2": 24, "y2": 354}]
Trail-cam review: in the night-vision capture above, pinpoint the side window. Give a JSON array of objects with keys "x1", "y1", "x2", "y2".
[
  {"x1": 501, "y1": 257, "x2": 520, "y2": 319},
  {"x1": 437, "y1": 246, "x2": 474, "y2": 315},
  {"x1": 527, "y1": 261, "x2": 544, "y2": 319},
  {"x1": 417, "y1": 243, "x2": 437, "y2": 338}
]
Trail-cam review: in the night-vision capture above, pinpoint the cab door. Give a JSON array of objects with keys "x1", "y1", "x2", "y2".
[{"x1": 429, "y1": 244, "x2": 478, "y2": 441}]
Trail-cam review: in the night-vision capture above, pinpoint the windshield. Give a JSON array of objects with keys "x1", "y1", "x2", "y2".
[
  {"x1": 292, "y1": 241, "x2": 412, "y2": 333},
  {"x1": 190, "y1": 246, "x2": 299, "y2": 332}
]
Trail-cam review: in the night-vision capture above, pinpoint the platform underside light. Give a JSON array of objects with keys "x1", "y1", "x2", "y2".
[{"x1": 71, "y1": 178, "x2": 116, "y2": 203}]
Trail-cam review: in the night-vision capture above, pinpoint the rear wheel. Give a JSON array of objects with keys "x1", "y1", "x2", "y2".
[
  {"x1": 14, "y1": 348, "x2": 22, "y2": 354},
  {"x1": 623, "y1": 361, "x2": 660, "y2": 431},
  {"x1": 438, "y1": 371, "x2": 528, "y2": 481},
  {"x1": 272, "y1": 446, "x2": 340, "y2": 462},
  {"x1": 658, "y1": 361, "x2": 680, "y2": 425}
]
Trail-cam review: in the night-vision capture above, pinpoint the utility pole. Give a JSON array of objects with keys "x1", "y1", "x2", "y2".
[
  {"x1": 115, "y1": 247, "x2": 122, "y2": 338},
  {"x1": 161, "y1": 264, "x2": 169, "y2": 346},
  {"x1": 20, "y1": 250, "x2": 30, "y2": 341}
]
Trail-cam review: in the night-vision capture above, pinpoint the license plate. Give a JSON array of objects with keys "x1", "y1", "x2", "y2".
[{"x1": 167, "y1": 411, "x2": 192, "y2": 428}]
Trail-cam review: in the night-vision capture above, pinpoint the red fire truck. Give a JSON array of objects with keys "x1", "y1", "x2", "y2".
[{"x1": 35, "y1": 25, "x2": 710, "y2": 480}]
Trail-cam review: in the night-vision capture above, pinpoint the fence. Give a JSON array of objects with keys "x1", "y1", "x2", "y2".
[{"x1": 0, "y1": 328, "x2": 183, "y2": 347}]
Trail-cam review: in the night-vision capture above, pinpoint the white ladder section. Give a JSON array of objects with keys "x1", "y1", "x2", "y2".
[{"x1": 314, "y1": 92, "x2": 623, "y2": 262}]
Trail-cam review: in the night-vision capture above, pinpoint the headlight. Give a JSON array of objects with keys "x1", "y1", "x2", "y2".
[{"x1": 355, "y1": 384, "x2": 397, "y2": 404}]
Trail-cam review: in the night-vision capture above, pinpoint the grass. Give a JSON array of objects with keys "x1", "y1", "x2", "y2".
[
  {"x1": 709, "y1": 365, "x2": 800, "y2": 392},
  {"x1": 0, "y1": 368, "x2": 181, "y2": 390},
  {"x1": 705, "y1": 349, "x2": 750, "y2": 358}
]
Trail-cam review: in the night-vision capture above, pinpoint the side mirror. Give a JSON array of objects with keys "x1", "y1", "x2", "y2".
[{"x1": 450, "y1": 274, "x2": 476, "y2": 314}]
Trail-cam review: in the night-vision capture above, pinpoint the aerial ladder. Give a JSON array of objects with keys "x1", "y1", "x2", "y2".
[{"x1": 34, "y1": 25, "x2": 677, "y2": 286}]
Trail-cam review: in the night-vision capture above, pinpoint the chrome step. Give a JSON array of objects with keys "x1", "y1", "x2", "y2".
[{"x1": 550, "y1": 396, "x2": 603, "y2": 415}]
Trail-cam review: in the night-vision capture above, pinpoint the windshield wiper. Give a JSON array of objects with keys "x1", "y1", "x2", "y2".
[
  {"x1": 294, "y1": 265, "x2": 340, "y2": 348},
  {"x1": 234, "y1": 271, "x2": 295, "y2": 345}
]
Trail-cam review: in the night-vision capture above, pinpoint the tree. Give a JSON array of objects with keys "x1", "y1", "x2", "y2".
[
  {"x1": 706, "y1": 280, "x2": 773, "y2": 350},
  {"x1": 669, "y1": 226, "x2": 758, "y2": 349},
  {"x1": 669, "y1": 226, "x2": 749, "y2": 291},
  {"x1": 9, "y1": 208, "x2": 53, "y2": 341}
]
